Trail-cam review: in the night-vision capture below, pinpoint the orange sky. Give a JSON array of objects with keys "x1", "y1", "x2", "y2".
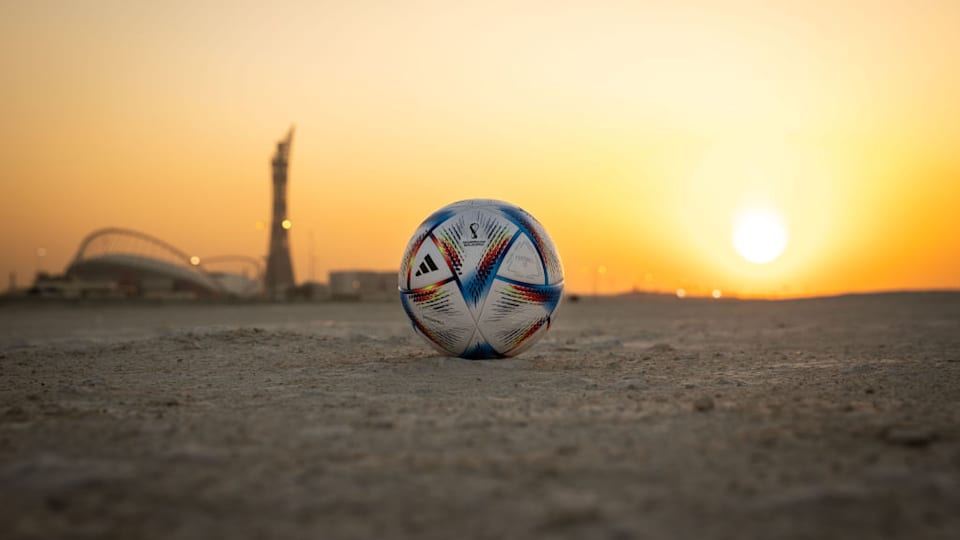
[{"x1": 2, "y1": 0, "x2": 958, "y2": 297}]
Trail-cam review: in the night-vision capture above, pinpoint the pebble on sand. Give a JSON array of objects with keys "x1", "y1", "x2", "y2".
[
  {"x1": 693, "y1": 397, "x2": 715, "y2": 412},
  {"x1": 880, "y1": 427, "x2": 938, "y2": 448}
]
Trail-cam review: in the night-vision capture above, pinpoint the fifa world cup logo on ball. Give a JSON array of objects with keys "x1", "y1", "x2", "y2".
[{"x1": 398, "y1": 199, "x2": 564, "y2": 359}]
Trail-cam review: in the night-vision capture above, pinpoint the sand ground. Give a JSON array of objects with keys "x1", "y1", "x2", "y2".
[{"x1": 1, "y1": 294, "x2": 959, "y2": 539}]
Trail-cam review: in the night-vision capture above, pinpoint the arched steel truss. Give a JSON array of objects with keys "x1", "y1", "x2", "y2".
[
  {"x1": 71, "y1": 227, "x2": 201, "y2": 270},
  {"x1": 69, "y1": 228, "x2": 265, "y2": 296}
]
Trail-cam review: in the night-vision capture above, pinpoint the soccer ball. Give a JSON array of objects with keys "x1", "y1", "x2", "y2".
[{"x1": 398, "y1": 199, "x2": 564, "y2": 359}]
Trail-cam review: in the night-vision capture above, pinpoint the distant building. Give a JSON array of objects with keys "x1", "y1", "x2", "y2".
[
  {"x1": 288, "y1": 281, "x2": 329, "y2": 301},
  {"x1": 65, "y1": 228, "x2": 223, "y2": 298},
  {"x1": 29, "y1": 272, "x2": 122, "y2": 299},
  {"x1": 329, "y1": 271, "x2": 395, "y2": 301},
  {"x1": 60, "y1": 228, "x2": 261, "y2": 299}
]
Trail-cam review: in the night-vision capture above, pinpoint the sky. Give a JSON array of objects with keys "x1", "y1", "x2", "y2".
[{"x1": 2, "y1": 0, "x2": 959, "y2": 297}]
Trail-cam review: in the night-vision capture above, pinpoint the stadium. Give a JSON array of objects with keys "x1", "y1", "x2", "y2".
[
  {"x1": 24, "y1": 130, "x2": 391, "y2": 301},
  {"x1": 42, "y1": 227, "x2": 263, "y2": 299}
]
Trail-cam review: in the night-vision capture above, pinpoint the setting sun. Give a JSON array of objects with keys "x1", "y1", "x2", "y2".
[{"x1": 732, "y1": 208, "x2": 788, "y2": 264}]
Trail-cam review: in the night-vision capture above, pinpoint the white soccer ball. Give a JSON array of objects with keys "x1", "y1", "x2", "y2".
[{"x1": 399, "y1": 199, "x2": 564, "y2": 359}]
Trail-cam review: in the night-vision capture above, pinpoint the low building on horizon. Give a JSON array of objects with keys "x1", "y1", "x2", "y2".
[{"x1": 329, "y1": 271, "x2": 395, "y2": 301}]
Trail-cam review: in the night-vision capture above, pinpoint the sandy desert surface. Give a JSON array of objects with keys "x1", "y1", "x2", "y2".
[{"x1": 1, "y1": 294, "x2": 959, "y2": 539}]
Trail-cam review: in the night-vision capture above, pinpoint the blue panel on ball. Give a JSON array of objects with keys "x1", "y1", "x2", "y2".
[
  {"x1": 459, "y1": 229, "x2": 521, "y2": 310},
  {"x1": 421, "y1": 208, "x2": 456, "y2": 232},
  {"x1": 461, "y1": 339, "x2": 503, "y2": 360}
]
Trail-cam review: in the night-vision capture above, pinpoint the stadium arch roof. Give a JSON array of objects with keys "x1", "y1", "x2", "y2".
[{"x1": 66, "y1": 227, "x2": 227, "y2": 296}]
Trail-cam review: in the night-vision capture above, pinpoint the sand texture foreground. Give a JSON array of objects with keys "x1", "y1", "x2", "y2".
[{"x1": 1, "y1": 294, "x2": 959, "y2": 539}]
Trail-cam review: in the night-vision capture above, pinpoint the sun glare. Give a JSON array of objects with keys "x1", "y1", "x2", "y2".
[{"x1": 732, "y1": 208, "x2": 788, "y2": 264}]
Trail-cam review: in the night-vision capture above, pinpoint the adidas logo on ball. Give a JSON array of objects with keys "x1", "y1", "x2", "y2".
[{"x1": 414, "y1": 254, "x2": 439, "y2": 277}]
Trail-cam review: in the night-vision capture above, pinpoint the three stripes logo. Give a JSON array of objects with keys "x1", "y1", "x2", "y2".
[{"x1": 415, "y1": 254, "x2": 440, "y2": 277}]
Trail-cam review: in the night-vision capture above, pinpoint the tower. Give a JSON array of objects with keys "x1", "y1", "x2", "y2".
[{"x1": 264, "y1": 127, "x2": 296, "y2": 298}]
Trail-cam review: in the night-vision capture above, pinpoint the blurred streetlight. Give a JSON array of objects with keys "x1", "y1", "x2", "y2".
[
  {"x1": 593, "y1": 265, "x2": 607, "y2": 297},
  {"x1": 35, "y1": 247, "x2": 47, "y2": 275}
]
